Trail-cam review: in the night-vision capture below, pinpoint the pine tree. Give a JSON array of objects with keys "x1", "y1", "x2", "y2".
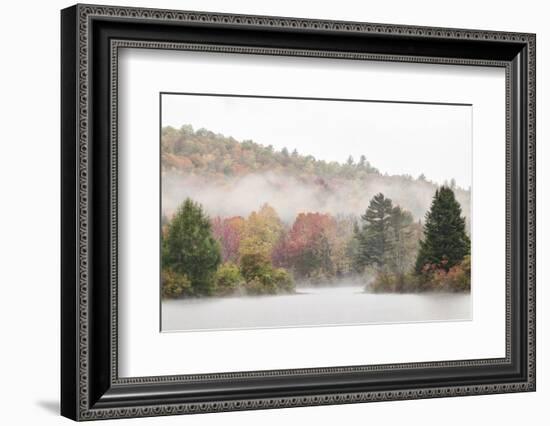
[
  {"x1": 355, "y1": 193, "x2": 394, "y2": 268},
  {"x1": 385, "y1": 206, "x2": 416, "y2": 275},
  {"x1": 162, "y1": 198, "x2": 221, "y2": 295},
  {"x1": 415, "y1": 186, "x2": 470, "y2": 273},
  {"x1": 349, "y1": 221, "x2": 363, "y2": 273}
]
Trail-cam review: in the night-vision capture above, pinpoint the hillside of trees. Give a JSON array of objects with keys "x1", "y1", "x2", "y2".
[
  {"x1": 161, "y1": 125, "x2": 471, "y2": 225},
  {"x1": 162, "y1": 124, "x2": 380, "y2": 179},
  {"x1": 160, "y1": 125, "x2": 471, "y2": 298}
]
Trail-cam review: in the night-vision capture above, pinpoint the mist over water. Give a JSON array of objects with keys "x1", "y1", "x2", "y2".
[
  {"x1": 162, "y1": 171, "x2": 471, "y2": 224},
  {"x1": 162, "y1": 285, "x2": 472, "y2": 332}
]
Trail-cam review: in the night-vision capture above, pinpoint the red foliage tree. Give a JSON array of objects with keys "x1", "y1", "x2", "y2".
[
  {"x1": 211, "y1": 216, "x2": 245, "y2": 263},
  {"x1": 283, "y1": 213, "x2": 337, "y2": 280}
]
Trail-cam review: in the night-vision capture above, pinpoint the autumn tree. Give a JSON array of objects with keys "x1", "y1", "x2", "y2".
[
  {"x1": 239, "y1": 203, "x2": 284, "y2": 258},
  {"x1": 211, "y1": 216, "x2": 245, "y2": 263},
  {"x1": 284, "y1": 212, "x2": 337, "y2": 281},
  {"x1": 384, "y1": 206, "x2": 421, "y2": 275},
  {"x1": 330, "y1": 214, "x2": 358, "y2": 277},
  {"x1": 239, "y1": 252, "x2": 294, "y2": 294},
  {"x1": 415, "y1": 186, "x2": 470, "y2": 273},
  {"x1": 213, "y1": 263, "x2": 244, "y2": 295},
  {"x1": 162, "y1": 198, "x2": 221, "y2": 295}
]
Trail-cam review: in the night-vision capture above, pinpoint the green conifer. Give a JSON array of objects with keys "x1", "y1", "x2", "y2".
[{"x1": 415, "y1": 186, "x2": 470, "y2": 273}]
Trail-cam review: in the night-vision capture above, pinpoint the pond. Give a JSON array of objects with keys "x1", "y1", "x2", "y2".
[{"x1": 161, "y1": 285, "x2": 471, "y2": 332}]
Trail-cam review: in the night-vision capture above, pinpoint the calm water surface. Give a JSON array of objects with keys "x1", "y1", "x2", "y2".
[{"x1": 161, "y1": 285, "x2": 471, "y2": 332}]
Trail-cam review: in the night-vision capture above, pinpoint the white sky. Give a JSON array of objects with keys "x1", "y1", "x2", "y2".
[{"x1": 162, "y1": 94, "x2": 472, "y2": 189}]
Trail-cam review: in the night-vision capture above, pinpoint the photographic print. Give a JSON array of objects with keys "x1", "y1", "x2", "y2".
[{"x1": 160, "y1": 93, "x2": 472, "y2": 332}]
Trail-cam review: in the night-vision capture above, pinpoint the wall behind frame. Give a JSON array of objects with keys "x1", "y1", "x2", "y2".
[{"x1": 0, "y1": 0, "x2": 546, "y2": 425}]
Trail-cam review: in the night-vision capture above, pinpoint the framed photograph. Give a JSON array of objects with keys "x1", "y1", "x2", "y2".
[{"x1": 61, "y1": 4, "x2": 536, "y2": 421}]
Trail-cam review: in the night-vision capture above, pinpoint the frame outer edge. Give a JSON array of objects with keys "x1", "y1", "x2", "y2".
[
  {"x1": 61, "y1": 4, "x2": 80, "y2": 422},
  {"x1": 77, "y1": 2, "x2": 90, "y2": 420},
  {"x1": 527, "y1": 33, "x2": 536, "y2": 390},
  {"x1": 68, "y1": 4, "x2": 536, "y2": 421}
]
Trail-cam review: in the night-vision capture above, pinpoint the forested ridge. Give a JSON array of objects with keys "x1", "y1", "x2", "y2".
[
  {"x1": 162, "y1": 124, "x2": 380, "y2": 178},
  {"x1": 161, "y1": 125, "x2": 471, "y2": 224},
  {"x1": 161, "y1": 125, "x2": 471, "y2": 298}
]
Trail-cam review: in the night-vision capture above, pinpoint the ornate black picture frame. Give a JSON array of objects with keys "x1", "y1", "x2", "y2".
[{"x1": 61, "y1": 4, "x2": 536, "y2": 421}]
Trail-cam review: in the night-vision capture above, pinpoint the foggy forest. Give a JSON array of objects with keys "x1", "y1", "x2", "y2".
[{"x1": 161, "y1": 124, "x2": 471, "y2": 299}]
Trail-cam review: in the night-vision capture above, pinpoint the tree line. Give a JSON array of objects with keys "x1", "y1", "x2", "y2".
[
  {"x1": 161, "y1": 186, "x2": 470, "y2": 298},
  {"x1": 162, "y1": 124, "x2": 379, "y2": 181}
]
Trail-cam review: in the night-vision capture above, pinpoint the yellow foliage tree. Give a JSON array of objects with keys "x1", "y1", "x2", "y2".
[{"x1": 239, "y1": 203, "x2": 284, "y2": 258}]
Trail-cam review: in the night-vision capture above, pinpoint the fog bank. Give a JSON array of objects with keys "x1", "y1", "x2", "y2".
[{"x1": 162, "y1": 171, "x2": 471, "y2": 224}]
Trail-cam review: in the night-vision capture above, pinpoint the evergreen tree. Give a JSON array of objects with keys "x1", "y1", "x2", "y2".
[
  {"x1": 348, "y1": 220, "x2": 362, "y2": 273},
  {"x1": 415, "y1": 186, "x2": 470, "y2": 273},
  {"x1": 355, "y1": 194, "x2": 420, "y2": 275},
  {"x1": 162, "y1": 198, "x2": 221, "y2": 295},
  {"x1": 385, "y1": 206, "x2": 416, "y2": 275},
  {"x1": 355, "y1": 193, "x2": 394, "y2": 268}
]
